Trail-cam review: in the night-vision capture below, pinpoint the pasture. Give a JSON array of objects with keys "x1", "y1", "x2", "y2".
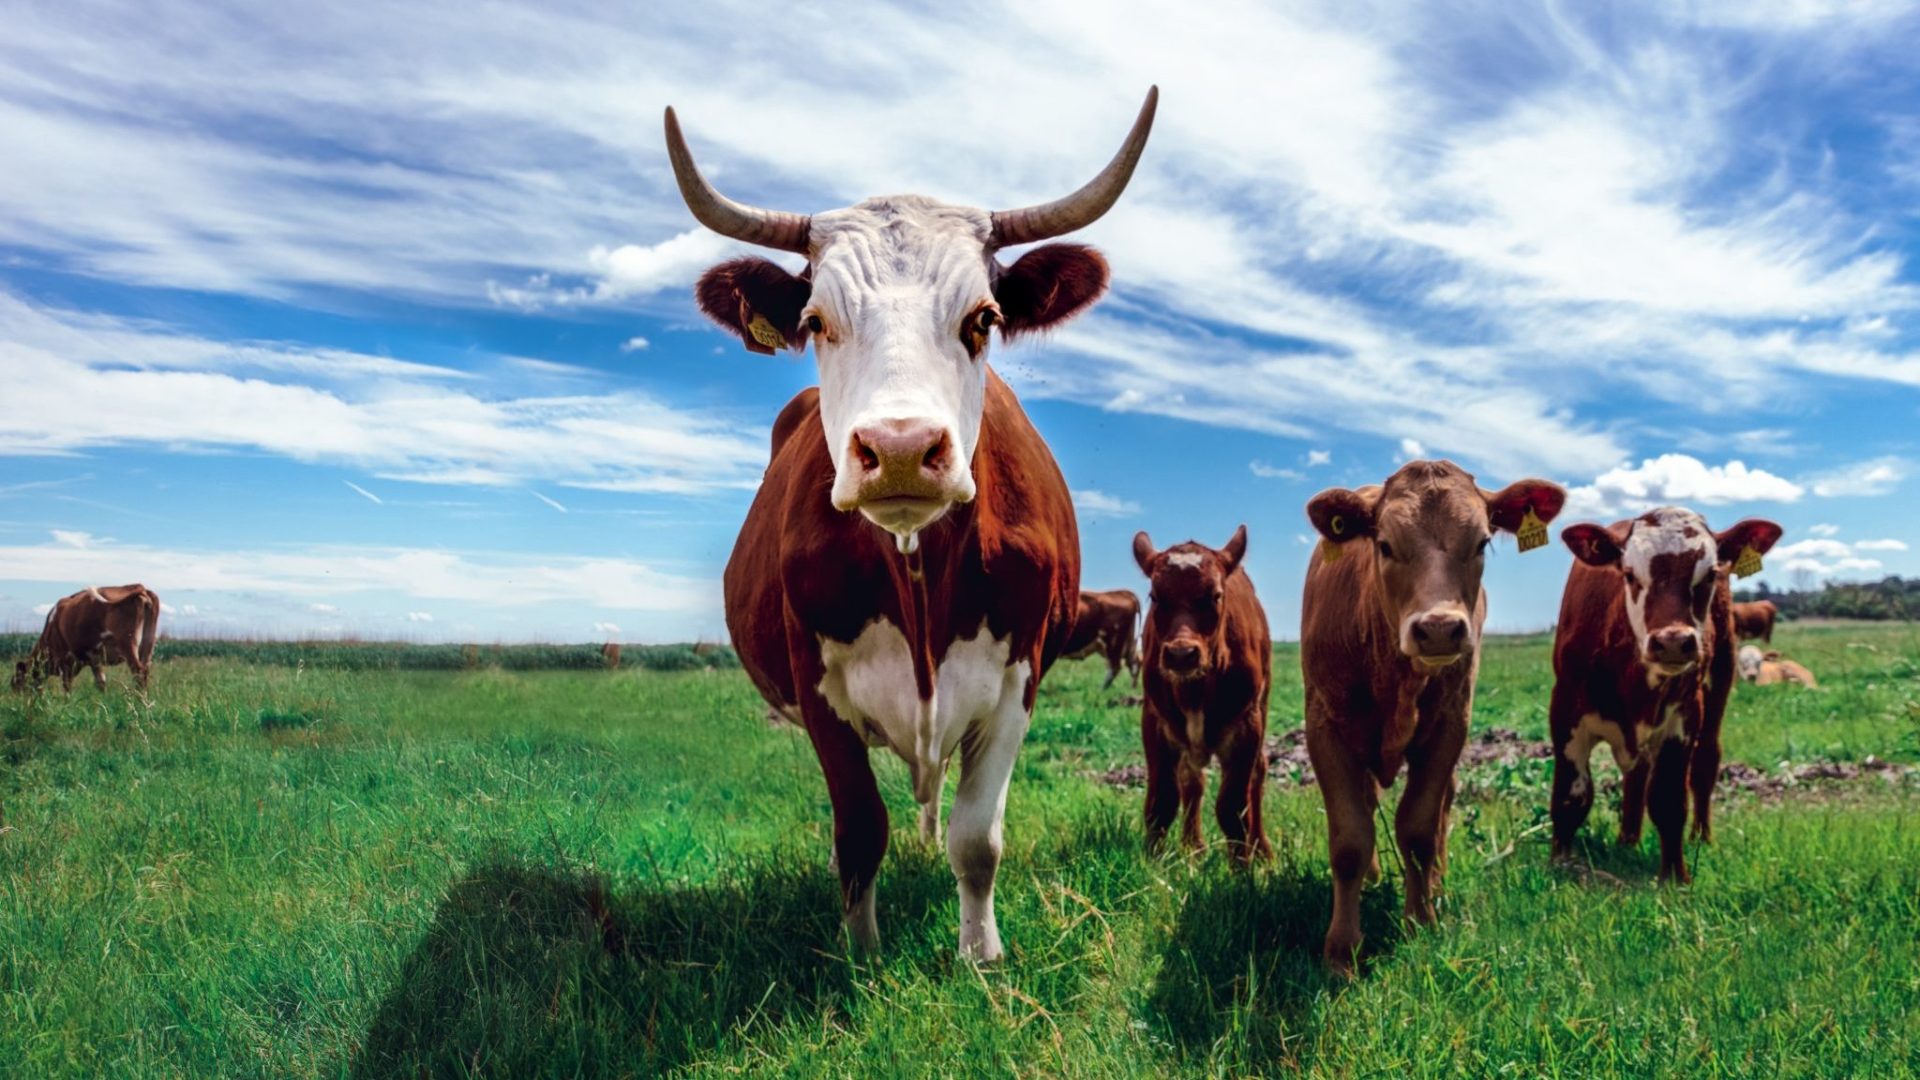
[{"x1": 2, "y1": 623, "x2": 1917, "y2": 1077}]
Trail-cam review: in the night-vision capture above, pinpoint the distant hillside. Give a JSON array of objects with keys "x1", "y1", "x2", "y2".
[
  {"x1": 1735, "y1": 576, "x2": 1920, "y2": 622},
  {"x1": 0, "y1": 635, "x2": 738, "y2": 672}
]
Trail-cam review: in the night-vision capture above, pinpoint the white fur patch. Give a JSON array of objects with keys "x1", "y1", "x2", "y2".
[
  {"x1": 1620, "y1": 506, "x2": 1716, "y2": 647},
  {"x1": 1166, "y1": 551, "x2": 1205, "y2": 569},
  {"x1": 1564, "y1": 712, "x2": 1629, "y2": 798}
]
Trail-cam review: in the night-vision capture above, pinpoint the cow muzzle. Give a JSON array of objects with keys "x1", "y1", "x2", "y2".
[
  {"x1": 1644, "y1": 625, "x2": 1701, "y2": 675},
  {"x1": 1403, "y1": 608, "x2": 1471, "y2": 669},
  {"x1": 1159, "y1": 639, "x2": 1204, "y2": 679},
  {"x1": 832, "y1": 418, "x2": 974, "y2": 534}
]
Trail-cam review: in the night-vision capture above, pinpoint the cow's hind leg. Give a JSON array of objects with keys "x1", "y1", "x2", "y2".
[
  {"x1": 804, "y1": 712, "x2": 888, "y2": 952},
  {"x1": 1617, "y1": 757, "x2": 1650, "y2": 848},
  {"x1": 1142, "y1": 708, "x2": 1181, "y2": 854},
  {"x1": 947, "y1": 678, "x2": 1032, "y2": 962}
]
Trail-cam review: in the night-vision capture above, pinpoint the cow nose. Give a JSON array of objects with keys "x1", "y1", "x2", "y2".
[
  {"x1": 1411, "y1": 612, "x2": 1469, "y2": 658},
  {"x1": 1648, "y1": 627, "x2": 1699, "y2": 666},
  {"x1": 852, "y1": 420, "x2": 950, "y2": 478},
  {"x1": 1163, "y1": 642, "x2": 1200, "y2": 671}
]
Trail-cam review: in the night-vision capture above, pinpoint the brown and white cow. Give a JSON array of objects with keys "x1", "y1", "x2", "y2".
[
  {"x1": 1551, "y1": 508, "x2": 1784, "y2": 882},
  {"x1": 1730, "y1": 600, "x2": 1778, "y2": 643},
  {"x1": 674, "y1": 90, "x2": 1157, "y2": 959},
  {"x1": 1132, "y1": 527, "x2": 1272, "y2": 862},
  {"x1": 1061, "y1": 588, "x2": 1141, "y2": 688},
  {"x1": 12, "y1": 584, "x2": 160, "y2": 693},
  {"x1": 1302, "y1": 461, "x2": 1565, "y2": 973}
]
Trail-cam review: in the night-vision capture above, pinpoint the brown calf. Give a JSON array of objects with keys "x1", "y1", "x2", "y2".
[
  {"x1": 601, "y1": 642, "x2": 622, "y2": 670},
  {"x1": 1302, "y1": 462, "x2": 1565, "y2": 973},
  {"x1": 1737, "y1": 645, "x2": 1817, "y2": 688},
  {"x1": 1551, "y1": 508, "x2": 1784, "y2": 882},
  {"x1": 1061, "y1": 588, "x2": 1141, "y2": 688},
  {"x1": 1730, "y1": 600, "x2": 1778, "y2": 642},
  {"x1": 12, "y1": 584, "x2": 161, "y2": 693},
  {"x1": 1133, "y1": 526, "x2": 1271, "y2": 863}
]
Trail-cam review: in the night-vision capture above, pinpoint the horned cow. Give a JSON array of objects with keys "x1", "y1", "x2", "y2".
[{"x1": 678, "y1": 89, "x2": 1157, "y2": 960}]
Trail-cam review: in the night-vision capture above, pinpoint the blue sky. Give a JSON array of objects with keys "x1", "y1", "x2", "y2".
[{"x1": 2, "y1": 0, "x2": 1917, "y2": 643}]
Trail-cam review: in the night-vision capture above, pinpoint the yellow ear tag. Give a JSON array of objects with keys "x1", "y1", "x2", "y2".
[
  {"x1": 1732, "y1": 545, "x2": 1763, "y2": 578},
  {"x1": 746, "y1": 314, "x2": 785, "y2": 351},
  {"x1": 1516, "y1": 508, "x2": 1548, "y2": 554},
  {"x1": 1321, "y1": 515, "x2": 1345, "y2": 562}
]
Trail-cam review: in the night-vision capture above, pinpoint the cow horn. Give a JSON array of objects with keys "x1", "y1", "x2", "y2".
[
  {"x1": 663, "y1": 107, "x2": 812, "y2": 253},
  {"x1": 990, "y1": 86, "x2": 1158, "y2": 248}
]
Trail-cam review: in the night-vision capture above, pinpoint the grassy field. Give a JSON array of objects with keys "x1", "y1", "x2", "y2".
[{"x1": 2, "y1": 623, "x2": 1917, "y2": 1077}]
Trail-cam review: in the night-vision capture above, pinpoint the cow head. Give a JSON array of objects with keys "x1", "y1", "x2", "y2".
[
  {"x1": 1562, "y1": 507, "x2": 1784, "y2": 679},
  {"x1": 1309, "y1": 461, "x2": 1566, "y2": 671},
  {"x1": 1133, "y1": 525, "x2": 1247, "y2": 682},
  {"x1": 670, "y1": 90, "x2": 1156, "y2": 546},
  {"x1": 1736, "y1": 644, "x2": 1766, "y2": 683}
]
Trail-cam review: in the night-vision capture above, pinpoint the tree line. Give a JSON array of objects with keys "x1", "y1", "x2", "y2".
[{"x1": 1736, "y1": 575, "x2": 1920, "y2": 621}]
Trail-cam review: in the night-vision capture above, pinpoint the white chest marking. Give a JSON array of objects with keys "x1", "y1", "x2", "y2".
[
  {"x1": 1564, "y1": 712, "x2": 1628, "y2": 799},
  {"x1": 816, "y1": 618, "x2": 1030, "y2": 776}
]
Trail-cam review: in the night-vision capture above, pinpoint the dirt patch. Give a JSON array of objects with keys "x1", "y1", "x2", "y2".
[{"x1": 1096, "y1": 726, "x2": 1916, "y2": 797}]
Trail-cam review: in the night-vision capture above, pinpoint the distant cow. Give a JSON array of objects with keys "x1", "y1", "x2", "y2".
[
  {"x1": 1730, "y1": 600, "x2": 1778, "y2": 642},
  {"x1": 601, "y1": 642, "x2": 622, "y2": 670},
  {"x1": 1737, "y1": 645, "x2": 1817, "y2": 688},
  {"x1": 12, "y1": 584, "x2": 161, "y2": 693},
  {"x1": 1133, "y1": 526, "x2": 1272, "y2": 863},
  {"x1": 1061, "y1": 588, "x2": 1141, "y2": 688},
  {"x1": 1303, "y1": 462, "x2": 1565, "y2": 973},
  {"x1": 681, "y1": 90, "x2": 1156, "y2": 959},
  {"x1": 1551, "y1": 508, "x2": 1784, "y2": 882}
]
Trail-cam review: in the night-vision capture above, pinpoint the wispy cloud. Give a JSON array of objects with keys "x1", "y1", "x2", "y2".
[
  {"x1": 531, "y1": 490, "x2": 568, "y2": 513},
  {"x1": 343, "y1": 480, "x2": 384, "y2": 505},
  {"x1": 1249, "y1": 460, "x2": 1303, "y2": 481},
  {"x1": 1073, "y1": 489, "x2": 1143, "y2": 519},
  {"x1": 1808, "y1": 456, "x2": 1909, "y2": 497}
]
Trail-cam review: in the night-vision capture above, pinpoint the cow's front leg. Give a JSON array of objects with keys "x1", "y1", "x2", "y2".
[
  {"x1": 1647, "y1": 736, "x2": 1693, "y2": 884},
  {"x1": 1307, "y1": 719, "x2": 1379, "y2": 976},
  {"x1": 1212, "y1": 718, "x2": 1272, "y2": 864},
  {"x1": 947, "y1": 673, "x2": 1031, "y2": 962},
  {"x1": 1397, "y1": 733, "x2": 1464, "y2": 928}
]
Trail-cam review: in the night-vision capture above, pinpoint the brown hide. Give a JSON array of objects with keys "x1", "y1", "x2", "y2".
[
  {"x1": 13, "y1": 584, "x2": 160, "y2": 693},
  {"x1": 1731, "y1": 600, "x2": 1778, "y2": 642},
  {"x1": 1061, "y1": 588, "x2": 1141, "y2": 688}
]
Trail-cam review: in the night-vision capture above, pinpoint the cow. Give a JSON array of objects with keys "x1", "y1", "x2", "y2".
[
  {"x1": 1550, "y1": 508, "x2": 1784, "y2": 882},
  {"x1": 1731, "y1": 600, "x2": 1778, "y2": 643},
  {"x1": 11, "y1": 584, "x2": 160, "y2": 693},
  {"x1": 1302, "y1": 461, "x2": 1566, "y2": 974},
  {"x1": 1061, "y1": 588, "x2": 1142, "y2": 688},
  {"x1": 672, "y1": 88, "x2": 1157, "y2": 960},
  {"x1": 1737, "y1": 645, "x2": 1818, "y2": 688},
  {"x1": 1132, "y1": 527, "x2": 1272, "y2": 863},
  {"x1": 601, "y1": 642, "x2": 622, "y2": 670}
]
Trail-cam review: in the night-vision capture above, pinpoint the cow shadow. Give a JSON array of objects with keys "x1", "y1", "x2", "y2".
[
  {"x1": 1146, "y1": 865, "x2": 1403, "y2": 1059},
  {"x1": 349, "y1": 849, "x2": 955, "y2": 1078}
]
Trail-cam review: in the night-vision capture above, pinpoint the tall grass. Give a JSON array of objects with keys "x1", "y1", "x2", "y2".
[{"x1": 0, "y1": 633, "x2": 737, "y2": 672}]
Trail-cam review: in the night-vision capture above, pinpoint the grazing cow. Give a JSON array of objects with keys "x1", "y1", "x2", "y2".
[
  {"x1": 1737, "y1": 645, "x2": 1818, "y2": 688},
  {"x1": 12, "y1": 584, "x2": 161, "y2": 693},
  {"x1": 601, "y1": 642, "x2": 622, "y2": 670},
  {"x1": 1132, "y1": 527, "x2": 1271, "y2": 862},
  {"x1": 1551, "y1": 508, "x2": 1784, "y2": 882},
  {"x1": 675, "y1": 89, "x2": 1157, "y2": 959},
  {"x1": 1731, "y1": 600, "x2": 1778, "y2": 642},
  {"x1": 1302, "y1": 462, "x2": 1566, "y2": 973},
  {"x1": 1061, "y1": 588, "x2": 1142, "y2": 688}
]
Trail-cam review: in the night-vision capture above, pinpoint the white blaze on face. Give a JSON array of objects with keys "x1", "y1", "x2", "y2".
[
  {"x1": 809, "y1": 196, "x2": 993, "y2": 538},
  {"x1": 1618, "y1": 506, "x2": 1716, "y2": 653}
]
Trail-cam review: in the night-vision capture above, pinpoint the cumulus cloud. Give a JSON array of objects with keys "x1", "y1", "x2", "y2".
[
  {"x1": 620, "y1": 336, "x2": 650, "y2": 352},
  {"x1": 1853, "y1": 538, "x2": 1909, "y2": 551},
  {"x1": 1564, "y1": 455, "x2": 1803, "y2": 518},
  {"x1": 406, "y1": 611, "x2": 434, "y2": 623},
  {"x1": 1398, "y1": 438, "x2": 1426, "y2": 461},
  {"x1": 1307, "y1": 450, "x2": 1332, "y2": 467},
  {"x1": 593, "y1": 621, "x2": 621, "y2": 637},
  {"x1": 1808, "y1": 457, "x2": 1908, "y2": 497},
  {"x1": 1072, "y1": 489, "x2": 1143, "y2": 519},
  {"x1": 1808, "y1": 523, "x2": 1841, "y2": 537},
  {"x1": 1766, "y1": 538, "x2": 1884, "y2": 581}
]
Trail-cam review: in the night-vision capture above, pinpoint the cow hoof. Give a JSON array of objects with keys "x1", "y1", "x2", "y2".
[
  {"x1": 1322, "y1": 944, "x2": 1361, "y2": 979},
  {"x1": 1616, "y1": 831, "x2": 1642, "y2": 848},
  {"x1": 959, "y1": 932, "x2": 1004, "y2": 964}
]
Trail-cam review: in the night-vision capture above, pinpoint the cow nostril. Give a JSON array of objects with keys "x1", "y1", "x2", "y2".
[
  {"x1": 853, "y1": 435, "x2": 880, "y2": 472},
  {"x1": 1679, "y1": 636, "x2": 1698, "y2": 656},
  {"x1": 922, "y1": 431, "x2": 950, "y2": 473}
]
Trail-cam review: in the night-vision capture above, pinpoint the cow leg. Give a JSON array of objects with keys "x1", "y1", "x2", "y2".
[
  {"x1": 1687, "y1": 738, "x2": 1719, "y2": 843},
  {"x1": 917, "y1": 758, "x2": 947, "y2": 846},
  {"x1": 1549, "y1": 694, "x2": 1595, "y2": 860},
  {"x1": 1693, "y1": 645, "x2": 1732, "y2": 844},
  {"x1": 946, "y1": 683, "x2": 1031, "y2": 962},
  {"x1": 803, "y1": 711, "x2": 888, "y2": 952},
  {"x1": 1142, "y1": 711, "x2": 1182, "y2": 854},
  {"x1": 91, "y1": 657, "x2": 107, "y2": 692},
  {"x1": 1397, "y1": 736, "x2": 1463, "y2": 928},
  {"x1": 1212, "y1": 719, "x2": 1272, "y2": 864},
  {"x1": 1307, "y1": 724, "x2": 1377, "y2": 975},
  {"x1": 1616, "y1": 757, "x2": 1650, "y2": 848},
  {"x1": 1647, "y1": 737, "x2": 1693, "y2": 884},
  {"x1": 1176, "y1": 756, "x2": 1205, "y2": 852}
]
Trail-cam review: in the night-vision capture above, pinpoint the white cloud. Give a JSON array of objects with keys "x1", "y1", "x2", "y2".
[
  {"x1": 309, "y1": 603, "x2": 339, "y2": 614},
  {"x1": 1307, "y1": 449, "x2": 1332, "y2": 467},
  {"x1": 406, "y1": 611, "x2": 434, "y2": 623},
  {"x1": 1853, "y1": 538, "x2": 1908, "y2": 551},
  {"x1": 1564, "y1": 454, "x2": 1803, "y2": 518},
  {"x1": 50, "y1": 529, "x2": 94, "y2": 548},
  {"x1": 344, "y1": 480, "x2": 384, "y2": 505},
  {"x1": 531, "y1": 490, "x2": 568, "y2": 513},
  {"x1": 1808, "y1": 522, "x2": 1841, "y2": 536},
  {"x1": 1072, "y1": 489, "x2": 1143, "y2": 519},
  {"x1": 1249, "y1": 460, "x2": 1303, "y2": 481},
  {"x1": 593, "y1": 621, "x2": 621, "y2": 637},
  {"x1": 1808, "y1": 457, "x2": 1908, "y2": 497},
  {"x1": 32, "y1": 602, "x2": 52, "y2": 616},
  {"x1": 1398, "y1": 438, "x2": 1425, "y2": 461},
  {"x1": 620, "y1": 336, "x2": 650, "y2": 352}
]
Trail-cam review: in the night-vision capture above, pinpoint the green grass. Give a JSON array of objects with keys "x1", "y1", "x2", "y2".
[{"x1": 2, "y1": 624, "x2": 1917, "y2": 1077}]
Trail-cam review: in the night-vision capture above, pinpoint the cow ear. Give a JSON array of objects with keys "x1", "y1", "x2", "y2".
[
  {"x1": 1715, "y1": 518, "x2": 1784, "y2": 565},
  {"x1": 1306, "y1": 488, "x2": 1377, "y2": 543},
  {"x1": 694, "y1": 257, "x2": 812, "y2": 355},
  {"x1": 1484, "y1": 479, "x2": 1567, "y2": 533},
  {"x1": 1132, "y1": 530, "x2": 1157, "y2": 576},
  {"x1": 1562, "y1": 522, "x2": 1627, "y2": 566},
  {"x1": 1219, "y1": 524, "x2": 1248, "y2": 576},
  {"x1": 993, "y1": 244, "x2": 1110, "y2": 340}
]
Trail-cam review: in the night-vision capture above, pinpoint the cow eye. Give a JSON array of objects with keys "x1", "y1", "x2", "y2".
[
  {"x1": 973, "y1": 308, "x2": 999, "y2": 333},
  {"x1": 1476, "y1": 536, "x2": 1492, "y2": 556},
  {"x1": 1622, "y1": 569, "x2": 1639, "y2": 588},
  {"x1": 804, "y1": 313, "x2": 825, "y2": 335},
  {"x1": 1377, "y1": 540, "x2": 1395, "y2": 560}
]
